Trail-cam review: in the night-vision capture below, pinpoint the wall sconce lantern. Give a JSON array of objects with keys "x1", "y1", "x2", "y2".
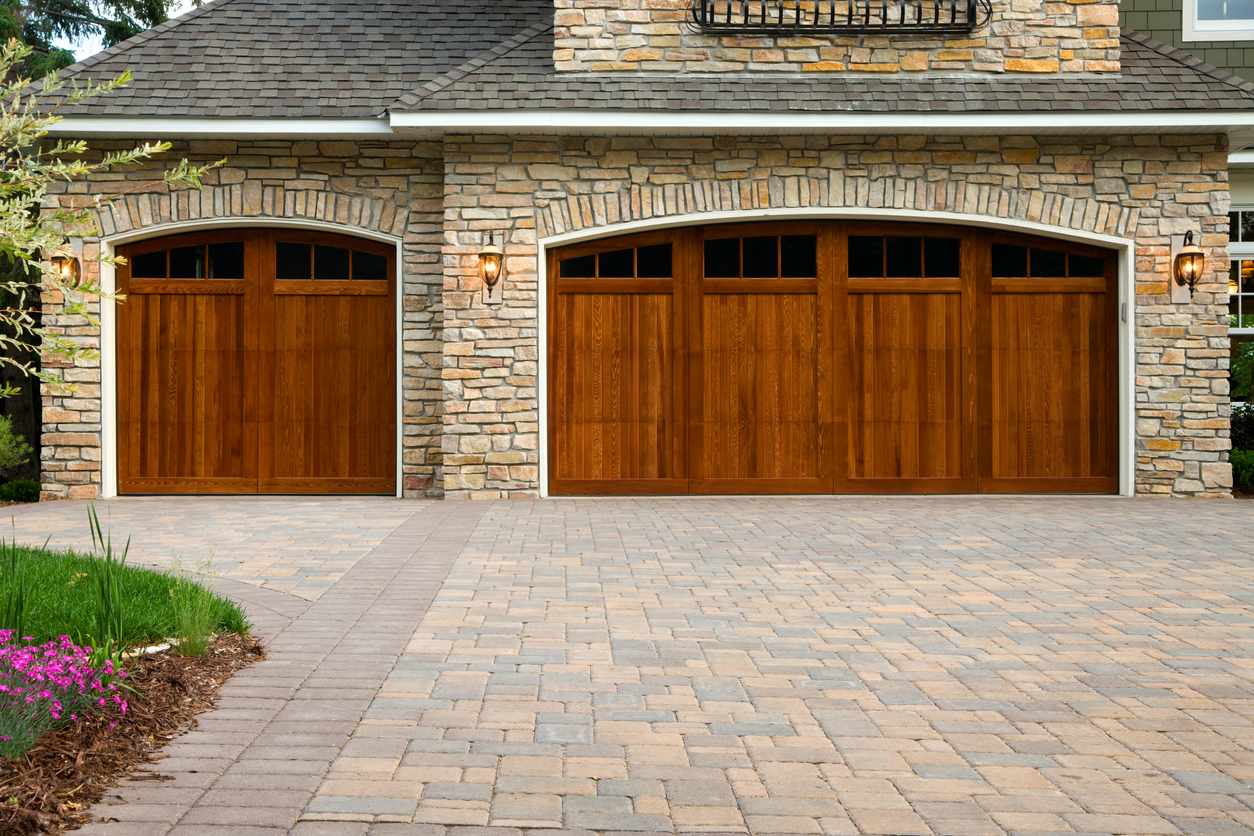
[
  {"x1": 1173, "y1": 230, "x2": 1205, "y2": 299},
  {"x1": 478, "y1": 233, "x2": 503, "y2": 304},
  {"x1": 48, "y1": 240, "x2": 81, "y2": 286}
]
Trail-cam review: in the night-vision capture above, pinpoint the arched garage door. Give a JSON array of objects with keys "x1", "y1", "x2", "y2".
[
  {"x1": 116, "y1": 229, "x2": 396, "y2": 495},
  {"x1": 547, "y1": 221, "x2": 1118, "y2": 495}
]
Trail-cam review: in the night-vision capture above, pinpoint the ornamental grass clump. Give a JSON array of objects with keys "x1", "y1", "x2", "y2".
[{"x1": 0, "y1": 630, "x2": 126, "y2": 758}]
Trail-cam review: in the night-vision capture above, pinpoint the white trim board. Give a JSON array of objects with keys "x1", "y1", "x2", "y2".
[
  {"x1": 536, "y1": 207, "x2": 1137, "y2": 499},
  {"x1": 1182, "y1": 0, "x2": 1254, "y2": 41},
  {"x1": 98, "y1": 217, "x2": 405, "y2": 499},
  {"x1": 52, "y1": 116, "x2": 392, "y2": 139},
  {"x1": 48, "y1": 110, "x2": 1254, "y2": 146}
]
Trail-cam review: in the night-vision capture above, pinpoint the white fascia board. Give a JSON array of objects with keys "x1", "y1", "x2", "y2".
[
  {"x1": 1231, "y1": 150, "x2": 1254, "y2": 166},
  {"x1": 389, "y1": 108, "x2": 1254, "y2": 134},
  {"x1": 49, "y1": 116, "x2": 394, "y2": 138}
]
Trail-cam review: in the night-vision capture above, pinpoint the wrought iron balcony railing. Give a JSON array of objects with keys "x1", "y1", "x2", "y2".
[{"x1": 690, "y1": 0, "x2": 990, "y2": 36}]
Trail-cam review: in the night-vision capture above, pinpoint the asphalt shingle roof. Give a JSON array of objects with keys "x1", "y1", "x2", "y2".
[
  {"x1": 52, "y1": 0, "x2": 546, "y2": 118},
  {"x1": 48, "y1": 0, "x2": 1254, "y2": 119}
]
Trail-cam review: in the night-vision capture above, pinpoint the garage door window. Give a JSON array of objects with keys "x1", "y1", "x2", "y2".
[
  {"x1": 128, "y1": 241, "x2": 245, "y2": 279},
  {"x1": 850, "y1": 235, "x2": 960, "y2": 277}
]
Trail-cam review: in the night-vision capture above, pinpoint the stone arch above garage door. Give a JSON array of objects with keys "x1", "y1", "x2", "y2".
[
  {"x1": 96, "y1": 184, "x2": 410, "y2": 241},
  {"x1": 536, "y1": 175, "x2": 1138, "y2": 243}
]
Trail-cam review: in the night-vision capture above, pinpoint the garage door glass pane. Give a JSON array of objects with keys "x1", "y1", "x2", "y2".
[
  {"x1": 170, "y1": 246, "x2": 205, "y2": 278},
  {"x1": 353, "y1": 250, "x2": 389, "y2": 281},
  {"x1": 599, "y1": 247, "x2": 634, "y2": 278},
  {"x1": 849, "y1": 236, "x2": 883, "y2": 277},
  {"x1": 314, "y1": 245, "x2": 351, "y2": 280},
  {"x1": 705, "y1": 238, "x2": 740, "y2": 278},
  {"x1": 131, "y1": 250, "x2": 167, "y2": 278},
  {"x1": 636, "y1": 243, "x2": 672, "y2": 278},
  {"x1": 992, "y1": 243, "x2": 1027, "y2": 277},
  {"x1": 781, "y1": 235, "x2": 817, "y2": 277},
  {"x1": 743, "y1": 236, "x2": 778, "y2": 278},
  {"x1": 277, "y1": 243, "x2": 312, "y2": 280},
  {"x1": 560, "y1": 255, "x2": 596, "y2": 278},
  {"x1": 1068, "y1": 254, "x2": 1104, "y2": 277},
  {"x1": 886, "y1": 236, "x2": 922, "y2": 277},
  {"x1": 924, "y1": 238, "x2": 960, "y2": 277},
  {"x1": 1031, "y1": 248, "x2": 1067, "y2": 277},
  {"x1": 208, "y1": 242, "x2": 245, "y2": 278}
]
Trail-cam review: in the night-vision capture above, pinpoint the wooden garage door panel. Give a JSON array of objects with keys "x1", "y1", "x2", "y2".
[
  {"x1": 270, "y1": 295, "x2": 396, "y2": 486},
  {"x1": 118, "y1": 293, "x2": 252, "y2": 489},
  {"x1": 848, "y1": 293, "x2": 963, "y2": 480},
  {"x1": 552, "y1": 292, "x2": 676, "y2": 481},
  {"x1": 990, "y1": 292, "x2": 1111, "y2": 480},
  {"x1": 696, "y1": 293, "x2": 824, "y2": 484}
]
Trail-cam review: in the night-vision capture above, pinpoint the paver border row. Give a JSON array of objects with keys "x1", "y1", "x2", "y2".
[{"x1": 82, "y1": 500, "x2": 488, "y2": 836}]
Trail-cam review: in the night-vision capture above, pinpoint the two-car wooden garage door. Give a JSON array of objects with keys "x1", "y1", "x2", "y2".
[
  {"x1": 548, "y1": 221, "x2": 1118, "y2": 495},
  {"x1": 117, "y1": 229, "x2": 396, "y2": 495}
]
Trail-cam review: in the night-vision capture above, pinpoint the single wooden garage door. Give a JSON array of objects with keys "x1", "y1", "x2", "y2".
[
  {"x1": 117, "y1": 229, "x2": 396, "y2": 495},
  {"x1": 548, "y1": 222, "x2": 1118, "y2": 495}
]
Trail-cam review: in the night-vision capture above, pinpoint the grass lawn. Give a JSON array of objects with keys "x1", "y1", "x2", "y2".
[{"x1": 4, "y1": 541, "x2": 248, "y2": 646}]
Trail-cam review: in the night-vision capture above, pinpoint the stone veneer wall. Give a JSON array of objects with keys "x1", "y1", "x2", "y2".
[
  {"x1": 39, "y1": 133, "x2": 1233, "y2": 499},
  {"x1": 442, "y1": 133, "x2": 1232, "y2": 498},
  {"x1": 40, "y1": 139, "x2": 445, "y2": 500},
  {"x1": 553, "y1": 0, "x2": 1120, "y2": 73}
]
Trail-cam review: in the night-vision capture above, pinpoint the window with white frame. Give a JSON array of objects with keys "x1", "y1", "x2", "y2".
[
  {"x1": 1184, "y1": 0, "x2": 1254, "y2": 40},
  {"x1": 1229, "y1": 209, "x2": 1254, "y2": 402}
]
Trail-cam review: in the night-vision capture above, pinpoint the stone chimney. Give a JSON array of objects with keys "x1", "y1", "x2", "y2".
[{"x1": 553, "y1": 0, "x2": 1119, "y2": 74}]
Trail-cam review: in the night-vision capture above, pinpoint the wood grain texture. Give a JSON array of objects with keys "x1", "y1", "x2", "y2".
[
  {"x1": 551, "y1": 291, "x2": 675, "y2": 481},
  {"x1": 696, "y1": 292, "x2": 824, "y2": 482},
  {"x1": 848, "y1": 292, "x2": 962, "y2": 480},
  {"x1": 989, "y1": 291, "x2": 1112, "y2": 480}
]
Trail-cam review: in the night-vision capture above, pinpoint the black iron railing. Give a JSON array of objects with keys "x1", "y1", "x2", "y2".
[{"x1": 690, "y1": 0, "x2": 990, "y2": 35}]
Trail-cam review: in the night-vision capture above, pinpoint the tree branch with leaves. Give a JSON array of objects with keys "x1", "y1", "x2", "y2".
[{"x1": 0, "y1": 37, "x2": 219, "y2": 397}]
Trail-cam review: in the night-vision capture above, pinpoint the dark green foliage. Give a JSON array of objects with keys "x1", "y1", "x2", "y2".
[
  {"x1": 1232, "y1": 449, "x2": 1254, "y2": 489},
  {"x1": 0, "y1": 540, "x2": 248, "y2": 646},
  {"x1": 0, "y1": 0, "x2": 195, "y2": 79},
  {"x1": 1233, "y1": 342, "x2": 1254, "y2": 403},
  {"x1": 1232, "y1": 403, "x2": 1254, "y2": 453},
  {"x1": 0, "y1": 478, "x2": 37, "y2": 502}
]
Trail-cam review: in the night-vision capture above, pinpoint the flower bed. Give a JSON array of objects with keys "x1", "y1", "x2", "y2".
[{"x1": 0, "y1": 632, "x2": 127, "y2": 758}]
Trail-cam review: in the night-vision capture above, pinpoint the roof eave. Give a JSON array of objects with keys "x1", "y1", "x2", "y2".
[
  {"x1": 47, "y1": 111, "x2": 1254, "y2": 148},
  {"x1": 47, "y1": 116, "x2": 395, "y2": 139}
]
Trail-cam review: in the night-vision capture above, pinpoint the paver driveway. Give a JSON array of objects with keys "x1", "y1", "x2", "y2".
[{"x1": 25, "y1": 496, "x2": 1254, "y2": 836}]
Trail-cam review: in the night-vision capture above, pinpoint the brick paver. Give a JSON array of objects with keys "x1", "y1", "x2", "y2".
[{"x1": 44, "y1": 496, "x2": 1254, "y2": 835}]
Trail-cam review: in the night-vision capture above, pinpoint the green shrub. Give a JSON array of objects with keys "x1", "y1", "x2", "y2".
[
  {"x1": 0, "y1": 479, "x2": 40, "y2": 503},
  {"x1": 1233, "y1": 403, "x2": 1254, "y2": 452},
  {"x1": 0, "y1": 417, "x2": 31, "y2": 480},
  {"x1": 1232, "y1": 449, "x2": 1254, "y2": 489}
]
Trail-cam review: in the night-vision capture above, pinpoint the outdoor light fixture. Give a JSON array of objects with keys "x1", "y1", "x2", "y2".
[
  {"x1": 478, "y1": 233, "x2": 504, "y2": 303},
  {"x1": 1173, "y1": 230, "x2": 1205, "y2": 298},
  {"x1": 48, "y1": 241, "x2": 80, "y2": 286}
]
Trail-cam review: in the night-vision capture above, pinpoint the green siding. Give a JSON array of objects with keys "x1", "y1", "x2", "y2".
[{"x1": 1121, "y1": 0, "x2": 1254, "y2": 81}]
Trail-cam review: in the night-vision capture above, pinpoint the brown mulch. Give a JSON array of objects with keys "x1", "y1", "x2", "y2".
[
  {"x1": 1233, "y1": 487, "x2": 1254, "y2": 499},
  {"x1": 0, "y1": 633, "x2": 265, "y2": 835}
]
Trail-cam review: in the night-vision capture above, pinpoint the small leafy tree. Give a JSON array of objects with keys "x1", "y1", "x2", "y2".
[
  {"x1": 0, "y1": 414, "x2": 30, "y2": 475},
  {"x1": 0, "y1": 38, "x2": 217, "y2": 397}
]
